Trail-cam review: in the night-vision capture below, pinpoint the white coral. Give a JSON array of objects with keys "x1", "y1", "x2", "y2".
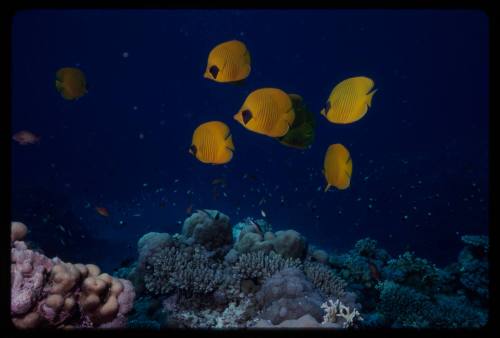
[{"x1": 321, "y1": 299, "x2": 363, "y2": 328}]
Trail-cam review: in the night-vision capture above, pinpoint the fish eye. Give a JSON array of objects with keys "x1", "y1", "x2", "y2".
[
  {"x1": 242, "y1": 110, "x2": 252, "y2": 125},
  {"x1": 189, "y1": 144, "x2": 197, "y2": 155},
  {"x1": 209, "y1": 65, "x2": 219, "y2": 79},
  {"x1": 325, "y1": 100, "x2": 331, "y2": 112}
]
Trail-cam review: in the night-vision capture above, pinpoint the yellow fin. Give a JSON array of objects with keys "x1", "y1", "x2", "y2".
[{"x1": 367, "y1": 89, "x2": 378, "y2": 108}]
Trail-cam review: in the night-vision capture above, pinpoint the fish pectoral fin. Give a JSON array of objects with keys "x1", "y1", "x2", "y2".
[
  {"x1": 367, "y1": 89, "x2": 378, "y2": 107},
  {"x1": 324, "y1": 184, "x2": 331, "y2": 192},
  {"x1": 345, "y1": 170, "x2": 351, "y2": 179},
  {"x1": 346, "y1": 155, "x2": 352, "y2": 164}
]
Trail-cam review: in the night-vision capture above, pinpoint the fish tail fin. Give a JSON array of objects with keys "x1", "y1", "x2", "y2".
[
  {"x1": 324, "y1": 184, "x2": 331, "y2": 192},
  {"x1": 367, "y1": 89, "x2": 378, "y2": 107}
]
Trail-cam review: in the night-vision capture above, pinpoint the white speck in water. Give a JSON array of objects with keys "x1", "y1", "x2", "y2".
[
  {"x1": 133, "y1": 106, "x2": 138, "y2": 111},
  {"x1": 122, "y1": 51, "x2": 129, "y2": 58},
  {"x1": 139, "y1": 133, "x2": 144, "y2": 139}
]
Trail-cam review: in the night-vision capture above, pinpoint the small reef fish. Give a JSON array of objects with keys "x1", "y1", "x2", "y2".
[
  {"x1": 189, "y1": 121, "x2": 235, "y2": 165},
  {"x1": 212, "y1": 178, "x2": 226, "y2": 186},
  {"x1": 369, "y1": 263, "x2": 381, "y2": 281},
  {"x1": 95, "y1": 207, "x2": 109, "y2": 217},
  {"x1": 247, "y1": 218, "x2": 263, "y2": 235},
  {"x1": 55, "y1": 67, "x2": 88, "y2": 100},
  {"x1": 197, "y1": 209, "x2": 220, "y2": 221},
  {"x1": 320, "y1": 76, "x2": 377, "y2": 124},
  {"x1": 323, "y1": 143, "x2": 352, "y2": 192},
  {"x1": 204, "y1": 40, "x2": 251, "y2": 83},
  {"x1": 234, "y1": 88, "x2": 295, "y2": 138},
  {"x1": 12, "y1": 130, "x2": 40, "y2": 145}
]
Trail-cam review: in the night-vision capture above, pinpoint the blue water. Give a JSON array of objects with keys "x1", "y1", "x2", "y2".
[{"x1": 11, "y1": 9, "x2": 489, "y2": 271}]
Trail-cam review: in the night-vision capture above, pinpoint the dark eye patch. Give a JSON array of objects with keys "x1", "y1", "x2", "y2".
[
  {"x1": 209, "y1": 65, "x2": 219, "y2": 79},
  {"x1": 242, "y1": 110, "x2": 252, "y2": 125},
  {"x1": 189, "y1": 144, "x2": 197, "y2": 155}
]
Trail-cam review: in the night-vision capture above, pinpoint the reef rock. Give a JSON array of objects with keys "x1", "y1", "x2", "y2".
[
  {"x1": 182, "y1": 209, "x2": 232, "y2": 251},
  {"x1": 255, "y1": 267, "x2": 325, "y2": 325}
]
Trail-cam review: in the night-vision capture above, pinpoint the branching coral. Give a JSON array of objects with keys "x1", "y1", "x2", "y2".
[
  {"x1": 144, "y1": 244, "x2": 224, "y2": 295},
  {"x1": 234, "y1": 250, "x2": 302, "y2": 281},
  {"x1": 384, "y1": 251, "x2": 449, "y2": 294},
  {"x1": 375, "y1": 280, "x2": 433, "y2": 328},
  {"x1": 321, "y1": 299, "x2": 363, "y2": 328},
  {"x1": 304, "y1": 261, "x2": 346, "y2": 299}
]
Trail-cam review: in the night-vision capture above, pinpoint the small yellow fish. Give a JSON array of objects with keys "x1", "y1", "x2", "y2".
[
  {"x1": 204, "y1": 40, "x2": 251, "y2": 83},
  {"x1": 323, "y1": 143, "x2": 352, "y2": 191},
  {"x1": 320, "y1": 76, "x2": 377, "y2": 124},
  {"x1": 234, "y1": 88, "x2": 295, "y2": 137},
  {"x1": 55, "y1": 67, "x2": 88, "y2": 100},
  {"x1": 189, "y1": 121, "x2": 235, "y2": 165}
]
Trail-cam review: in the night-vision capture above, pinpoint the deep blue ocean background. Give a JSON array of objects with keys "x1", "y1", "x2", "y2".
[{"x1": 11, "y1": 10, "x2": 489, "y2": 272}]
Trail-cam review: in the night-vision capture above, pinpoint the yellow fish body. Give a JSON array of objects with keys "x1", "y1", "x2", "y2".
[
  {"x1": 55, "y1": 67, "x2": 87, "y2": 100},
  {"x1": 190, "y1": 121, "x2": 235, "y2": 165},
  {"x1": 234, "y1": 88, "x2": 295, "y2": 137},
  {"x1": 323, "y1": 143, "x2": 352, "y2": 191},
  {"x1": 320, "y1": 76, "x2": 377, "y2": 124},
  {"x1": 204, "y1": 40, "x2": 251, "y2": 83}
]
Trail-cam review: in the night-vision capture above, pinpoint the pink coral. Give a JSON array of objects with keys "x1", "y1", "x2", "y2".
[{"x1": 10, "y1": 222, "x2": 136, "y2": 329}]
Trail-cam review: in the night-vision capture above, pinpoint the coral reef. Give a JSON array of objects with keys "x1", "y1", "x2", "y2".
[
  {"x1": 376, "y1": 280, "x2": 434, "y2": 328},
  {"x1": 384, "y1": 251, "x2": 451, "y2": 294},
  {"x1": 255, "y1": 268, "x2": 325, "y2": 324},
  {"x1": 375, "y1": 280, "x2": 488, "y2": 328},
  {"x1": 234, "y1": 250, "x2": 302, "y2": 281},
  {"x1": 455, "y1": 235, "x2": 489, "y2": 305},
  {"x1": 11, "y1": 211, "x2": 489, "y2": 330},
  {"x1": 182, "y1": 209, "x2": 233, "y2": 254},
  {"x1": 144, "y1": 244, "x2": 225, "y2": 295},
  {"x1": 321, "y1": 299, "x2": 363, "y2": 328},
  {"x1": 303, "y1": 261, "x2": 346, "y2": 299},
  {"x1": 11, "y1": 222, "x2": 135, "y2": 329},
  {"x1": 232, "y1": 220, "x2": 307, "y2": 259}
]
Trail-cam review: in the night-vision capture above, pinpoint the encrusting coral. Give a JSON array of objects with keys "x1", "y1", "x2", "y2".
[{"x1": 11, "y1": 221, "x2": 135, "y2": 328}]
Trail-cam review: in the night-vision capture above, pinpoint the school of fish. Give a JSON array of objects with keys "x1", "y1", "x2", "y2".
[
  {"x1": 195, "y1": 39, "x2": 377, "y2": 192},
  {"x1": 14, "y1": 39, "x2": 378, "y2": 195}
]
